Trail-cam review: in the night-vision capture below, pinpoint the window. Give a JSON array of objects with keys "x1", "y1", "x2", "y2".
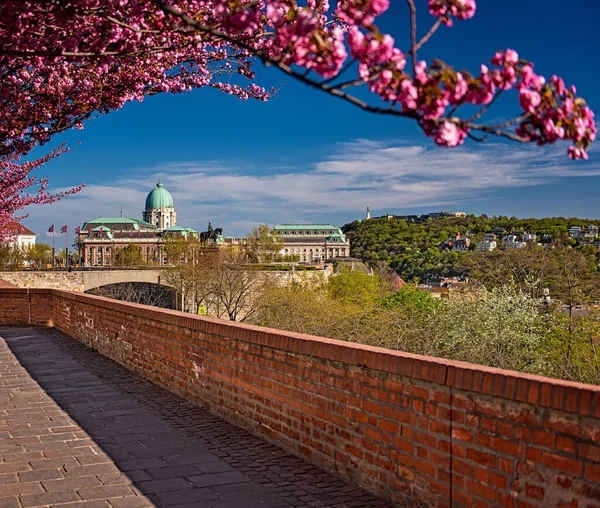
[{"x1": 97, "y1": 247, "x2": 102, "y2": 253}]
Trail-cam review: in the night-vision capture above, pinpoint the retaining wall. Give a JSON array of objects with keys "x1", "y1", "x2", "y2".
[{"x1": 1, "y1": 288, "x2": 600, "y2": 507}]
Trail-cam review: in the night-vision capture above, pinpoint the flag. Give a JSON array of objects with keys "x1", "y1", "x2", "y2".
[
  {"x1": 75, "y1": 226, "x2": 81, "y2": 235},
  {"x1": 60, "y1": 225, "x2": 68, "y2": 234},
  {"x1": 48, "y1": 225, "x2": 54, "y2": 233},
  {"x1": 88, "y1": 226, "x2": 92, "y2": 235}
]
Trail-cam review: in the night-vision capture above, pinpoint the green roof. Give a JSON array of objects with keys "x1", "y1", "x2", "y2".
[
  {"x1": 83, "y1": 217, "x2": 156, "y2": 228},
  {"x1": 162, "y1": 225, "x2": 198, "y2": 237},
  {"x1": 145, "y1": 182, "x2": 174, "y2": 209},
  {"x1": 274, "y1": 224, "x2": 340, "y2": 231},
  {"x1": 90, "y1": 226, "x2": 113, "y2": 239}
]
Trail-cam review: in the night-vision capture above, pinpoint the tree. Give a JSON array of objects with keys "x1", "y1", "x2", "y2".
[
  {"x1": 0, "y1": 148, "x2": 83, "y2": 241},
  {"x1": 114, "y1": 244, "x2": 144, "y2": 266},
  {"x1": 0, "y1": 1, "x2": 595, "y2": 238},
  {"x1": 163, "y1": 242, "x2": 265, "y2": 321},
  {"x1": 246, "y1": 224, "x2": 283, "y2": 263},
  {"x1": 24, "y1": 243, "x2": 52, "y2": 268},
  {"x1": 0, "y1": 243, "x2": 25, "y2": 270},
  {"x1": 203, "y1": 246, "x2": 266, "y2": 321}
]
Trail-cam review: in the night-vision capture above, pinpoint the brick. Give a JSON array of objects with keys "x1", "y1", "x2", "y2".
[
  {"x1": 0, "y1": 498, "x2": 19, "y2": 508},
  {"x1": 542, "y1": 452, "x2": 583, "y2": 476},
  {"x1": 42, "y1": 476, "x2": 101, "y2": 492},
  {"x1": 133, "y1": 478, "x2": 193, "y2": 493},
  {"x1": 580, "y1": 443, "x2": 600, "y2": 461},
  {"x1": 585, "y1": 464, "x2": 600, "y2": 482},
  {"x1": 466, "y1": 449, "x2": 496, "y2": 468},
  {"x1": 20, "y1": 490, "x2": 80, "y2": 507},
  {"x1": 525, "y1": 483, "x2": 544, "y2": 500},
  {"x1": 556, "y1": 435, "x2": 576, "y2": 454},
  {"x1": 18, "y1": 469, "x2": 64, "y2": 482},
  {"x1": 0, "y1": 482, "x2": 44, "y2": 497},
  {"x1": 188, "y1": 471, "x2": 251, "y2": 488},
  {"x1": 451, "y1": 427, "x2": 473, "y2": 443},
  {"x1": 74, "y1": 485, "x2": 133, "y2": 500}
]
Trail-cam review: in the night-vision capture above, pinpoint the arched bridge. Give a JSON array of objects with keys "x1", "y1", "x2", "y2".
[{"x1": 0, "y1": 269, "x2": 170, "y2": 292}]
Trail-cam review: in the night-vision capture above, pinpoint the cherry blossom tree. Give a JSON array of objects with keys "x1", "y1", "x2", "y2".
[
  {"x1": 0, "y1": 147, "x2": 84, "y2": 241},
  {"x1": 0, "y1": 0, "x2": 596, "y2": 237}
]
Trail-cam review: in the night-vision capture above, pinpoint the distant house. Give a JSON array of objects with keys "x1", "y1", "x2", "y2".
[
  {"x1": 6, "y1": 224, "x2": 37, "y2": 250},
  {"x1": 569, "y1": 226, "x2": 583, "y2": 238},
  {"x1": 476, "y1": 240, "x2": 497, "y2": 252},
  {"x1": 441, "y1": 233, "x2": 471, "y2": 251},
  {"x1": 523, "y1": 232, "x2": 537, "y2": 242},
  {"x1": 504, "y1": 234, "x2": 526, "y2": 249},
  {"x1": 482, "y1": 233, "x2": 496, "y2": 242},
  {"x1": 491, "y1": 227, "x2": 506, "y2": 235},
  {"x1": 588, "y1": 225, "x2": 599, "y2": 237}
]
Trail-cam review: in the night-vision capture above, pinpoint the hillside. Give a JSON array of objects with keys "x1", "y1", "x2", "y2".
[{"x1": 342, "y1": 215, "x2": 599, "y2": 280}]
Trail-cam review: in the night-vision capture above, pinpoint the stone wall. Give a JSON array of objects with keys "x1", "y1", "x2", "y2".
[
  {"x1": 0, "y1": 269, "x2": 327, "y2": 293},
  {"x1": 2, "y1": 287, "x2": 600, "y2": 507},
  {"x1": 0, "y1": 271, "x2": 84, "y2": 291}
]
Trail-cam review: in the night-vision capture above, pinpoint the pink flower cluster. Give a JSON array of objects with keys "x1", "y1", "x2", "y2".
[
  {"x1": 428, "y1": 0, "x2": 476, "y2": 26},
  {"x1": 515, "y1": 73, "x2": 596, "y2": 160},
  {"x1": 267, "y1": 5, "x2": 347, "y2": 78},
  {"x1": 337, "y1": 0, "x2": 390, "y2": 27}
]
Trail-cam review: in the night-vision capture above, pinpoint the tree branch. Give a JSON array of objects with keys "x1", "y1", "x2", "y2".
[
  {"x1": 414, "y1": 18, "x2": 442, "y2": 52},
  {"x1": 407, "y1": 0, "x2": 418, "y2": 74}
]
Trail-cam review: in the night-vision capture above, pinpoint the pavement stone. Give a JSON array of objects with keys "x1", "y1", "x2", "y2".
[{"x1": 0, "y1": 326, "x2": 393, "y2": 507}]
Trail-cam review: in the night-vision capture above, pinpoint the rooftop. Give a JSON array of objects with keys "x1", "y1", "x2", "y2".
[
  {"x1": 274, "y1": 224, "x2": 340, "y2": 230},
  {"x1": 5, "y1": 223, "x2": 36, "y2": 236},
  {"x1": 83, "y1": 217, "x2": 156, "y2": 228}
]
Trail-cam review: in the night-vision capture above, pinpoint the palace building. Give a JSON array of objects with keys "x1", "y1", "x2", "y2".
[
  {"x1": 78, "y1": 182, "x2": 198, "y2": 266},
  {"x1": 274, "y1": 224, "x2": 351, "y2": 263}
]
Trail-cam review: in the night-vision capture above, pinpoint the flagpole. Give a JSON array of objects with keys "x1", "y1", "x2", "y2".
[
  {"x1": 52, "y1": 228, "x2": 55, "y2": 269},
  {"x1": 66, "y1": 227, "x2": 68, "y2": 268}
]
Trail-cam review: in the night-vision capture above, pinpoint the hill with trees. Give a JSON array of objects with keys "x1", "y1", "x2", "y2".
[{"x1": 342, "y1": 214, "x2": 600, "y2": 280}]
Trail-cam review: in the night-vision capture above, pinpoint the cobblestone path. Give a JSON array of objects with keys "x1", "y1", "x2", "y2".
[{"x1": 0, "y1": 327, "x2": 393, "y2": 508}]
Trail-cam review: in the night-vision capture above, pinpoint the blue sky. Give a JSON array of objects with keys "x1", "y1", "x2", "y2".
[{"x1": 24, "y1": 0, "x2": 600, "y2": 241}]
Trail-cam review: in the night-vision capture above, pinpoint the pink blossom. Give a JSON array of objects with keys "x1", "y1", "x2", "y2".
[
  {"x1": 337, "y1": 0, "x2": 390, "y2": 26},
  {"x1": 519, "y1": 89, "x2": 541, "y2": 113},
  {"x1": 433, "y1": 121, "x2": 466, "y2": 147}
]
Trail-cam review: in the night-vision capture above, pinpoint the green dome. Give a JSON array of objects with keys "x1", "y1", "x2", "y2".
[{"x1": 145, "y1": 182, "x2": 174, "y2": 209}]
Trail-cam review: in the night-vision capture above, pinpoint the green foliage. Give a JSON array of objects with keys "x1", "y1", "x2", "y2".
[
  {"x1": 114, "y1": 243, "x2": 143, "y2": 266},
  {"x1": 380, "y1": 283, "x2": 439, "y2": 314},
  {"x1": 253, "y1": 270, "x2": 600, "y2": 386},
  {"x1": 0, "y1": 244, "x2": 25, "y2": 269},
  {"x1": 433, "y1": 285, "x2": 547, "y2": 373},
  {"x1": 246, "y1": 224, "x2": 283, "y2": 263},
  {"x1": 25, "y1": 243, "x2": 52, "y2": 267},
  {"x1": 343, "y1": 215, "x2": 600, "y2": 280},
  {"x1": 327, "y1": 267, "x2": 384, "y2": 306}
]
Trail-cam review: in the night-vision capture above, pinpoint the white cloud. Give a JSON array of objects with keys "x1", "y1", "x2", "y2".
[{"x1": 22, "y1": 140, "x2": 600, "y2": 238}]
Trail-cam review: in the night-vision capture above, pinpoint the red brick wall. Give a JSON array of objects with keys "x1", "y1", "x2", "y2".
[
  {"x1": 0, "y1": 288, "x2": 53, "y2": 326},
  {"x1": 3, "y1": 288, "x2": 600, "y2": 507}
]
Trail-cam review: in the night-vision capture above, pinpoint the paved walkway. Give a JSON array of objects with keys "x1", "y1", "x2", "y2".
[{"x1": 0, "y1": 327, "x2": 393, "y2": 508}]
